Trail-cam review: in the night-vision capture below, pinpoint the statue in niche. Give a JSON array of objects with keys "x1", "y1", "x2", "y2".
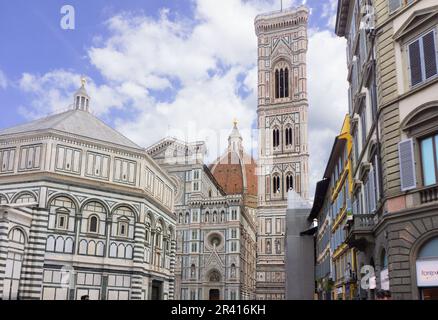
[
  {"x1": 266, "y1": 240, "x2": 271, "y2": 254},
  {"x1": 275, "y1": 239, "x2": 281, "y2": 254},
  {"x1": 230, "y1": 264, "x2": 236, "y2": 278}
]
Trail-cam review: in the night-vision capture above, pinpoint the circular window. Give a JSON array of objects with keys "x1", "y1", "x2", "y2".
[{"x1": 208, "y1": 233, "x2": 223, "y2": 248}]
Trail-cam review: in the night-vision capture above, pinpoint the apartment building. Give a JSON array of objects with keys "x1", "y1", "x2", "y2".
[{"x1": 336, "y1": 0, "x2": 438, "y2": 300}]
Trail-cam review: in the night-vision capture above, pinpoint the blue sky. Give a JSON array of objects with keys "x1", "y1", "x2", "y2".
[{"x1": 0, "y1": 0, "x2": 348, "y2": 198}]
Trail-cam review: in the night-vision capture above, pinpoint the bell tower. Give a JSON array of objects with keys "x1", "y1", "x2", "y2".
[{"x1": 254, "y1": 6, "x2": 310, "y2": 300}]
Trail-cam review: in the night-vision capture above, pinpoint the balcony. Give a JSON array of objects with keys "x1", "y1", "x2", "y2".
[
  {"x1": 345, "y1": 214, "x2": 376, "y2": 251},
  {"x1": 420, "y1": 185, "x2": 438, "y2": 205}
]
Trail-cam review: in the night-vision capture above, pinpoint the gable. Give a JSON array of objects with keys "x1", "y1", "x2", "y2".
[
  {"x1": 394, "y1": 6, "x2": 438, "y2": 41},
  {"x1": 271, "y1": 41, "x2": 293, "y2": 63}
]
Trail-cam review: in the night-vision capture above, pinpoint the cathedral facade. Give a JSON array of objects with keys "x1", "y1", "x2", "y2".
[
  {"x1": 254, "y1": 6, "x2": 310, "y2": 300},
  {"x1": 0, "y1": 82, "x2": 176, "y2": 300},
  {"x1": 147, "y1": 123, "x2": 257, "y2": 300}
]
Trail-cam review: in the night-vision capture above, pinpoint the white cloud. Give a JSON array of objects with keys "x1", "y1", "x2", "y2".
[
  {"x1": 307, "y1": 29, "x2": 348, "y2": 199},
  {"x1": 0, "y1": 69, "x2": 7, "y2": 89},
  {"x1": 321, "y1": 0, "x2": 339, "y2": 29},
  {"x1": 16, "y1": 0, "x2": 349, "y2": 199}
]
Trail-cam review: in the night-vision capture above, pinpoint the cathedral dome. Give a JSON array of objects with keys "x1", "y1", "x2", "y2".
[{"x1": 209, "y1": 122, "x2": 257, "y2": 197}]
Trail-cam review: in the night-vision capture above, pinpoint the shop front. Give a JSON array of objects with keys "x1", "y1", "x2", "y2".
[{"x1": 415, "y1": 237, "x2": 438, "y2": 300}]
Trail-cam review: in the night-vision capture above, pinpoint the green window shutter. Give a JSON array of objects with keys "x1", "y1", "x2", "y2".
[{"x1": 398, "y1": 139, "x2": 417, "y2": 191}]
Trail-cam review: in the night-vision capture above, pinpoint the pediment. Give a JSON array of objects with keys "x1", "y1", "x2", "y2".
[
  {"x1": 205, "y1": 250, "x2": 224, "y2": 269},
  {"x1": 394, "y1": 6, "x2": 438, "y2": 41},
  {"x1": 403, "y1": 103, "x2": 438, "y2": 132},
  {"x1": 271, "y1": 41, "x2": 292, "y2": 62}
]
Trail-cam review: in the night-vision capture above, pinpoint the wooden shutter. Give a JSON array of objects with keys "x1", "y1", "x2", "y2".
[
  {"x1": 369, "y1": 169, "x2": 376, "y2": 212},
  {"x1": 409, "y1": 39, "x2": 423, "y2": 86},
  {"x1": 423, "y1": 31, "x2": 437, "y2": 80},
  {"x1": 398, "y1": 139, "x2": 417, "y2": 191}
]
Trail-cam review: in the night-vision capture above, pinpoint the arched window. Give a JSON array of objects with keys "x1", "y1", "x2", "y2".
[
  {"x1": 96, "y1": 241, "x2": 104, "y2": 256},
  {"x1": 220, "y1": 211, "x2": 225, "y2": 223},
  {"x1": 286, "y1": 174, "x2": 294, "y2": 191},
  {"x1": 125, "y1": 245, "x2": 133, "y2": 259},
  {"x1": 279, "y1": 69, "x2": 284, "y2": 98},
  {"x1": 418, "y1": 237, "x2": 438, "y2": 259},
  {"x1": 284, "y1": 68, "x2": 289, "y2": 97},
  {"x1": 179, "y1": 213, "x2": 183, "y2": 224},
  {"x1": 55, "y1": 236, "x2": 65, "y2": 253},
  {"x1": 88, "y1": 241, "x2": 96, "y2": 255},
  {"x1": 89, "y1": 216, "x2": 98, "y2": 233},
  {"x1": 273, "y1": 175, "x2": 281, "y2": 194},
  {"x1": 46, "y1": 236, "x2": 55, "y2": 252},
  {"x1": 79, "y1": 240, "x2": 87, "y2": 255},
  {"x1": 285, "y1": 127, "x2": 293, "y2": 146},
  {"x1": 275, "y1": 67, "x2": 290, "y2": 99},
  {"x1": 273, "y1": 128, "x2": 280, "y2": 148},
  {"x1": 83, "y1": 202, "x2": 106, "y2": 235},
  {"x1": 14, "y1": 193, "x2": 37, "y2": 204},
  {"x1": 117, "y1": 244, "x2": 125, "y2": 258},
  {"x1": 65, "y1": 238, "x2": 73, "y2": 253},
  {"x1": 110, "y1": 243, "x2": 117, "y2": 257},
  {"x1": 9, "y1": 228, "x2": 26, "y2": 244},
  {"x1": 118, "y1": 219, "x2": 128, "y2": 237}
]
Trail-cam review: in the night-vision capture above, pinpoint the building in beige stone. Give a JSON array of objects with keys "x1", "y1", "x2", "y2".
[
  {"x1": 146, "y1": 122, "x2": 257, "y2": 300},
  {"x1": 336, "y1": 0, "x2": 438, "y2": 300},
  {"x1": 254, "y1": 6, "x2": 310, "y2": 300}
]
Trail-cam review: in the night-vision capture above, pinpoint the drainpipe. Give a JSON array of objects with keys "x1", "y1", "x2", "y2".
[{"x1": 369, "y1": 29, "x2": 384, "y2": 207}]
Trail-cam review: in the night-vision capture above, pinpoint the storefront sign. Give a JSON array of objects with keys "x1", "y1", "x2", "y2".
[
  {"x1": 380, "y1": 268, "x2": 389, "y2": 290},
  {"x1": 416, "y1": 259, "x2": 438, "y2": 287}
]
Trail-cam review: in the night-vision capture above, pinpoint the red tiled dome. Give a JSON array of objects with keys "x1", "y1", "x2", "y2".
[{"x1": 209, "y1": 151, "x2": 258, "y2": 197}]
